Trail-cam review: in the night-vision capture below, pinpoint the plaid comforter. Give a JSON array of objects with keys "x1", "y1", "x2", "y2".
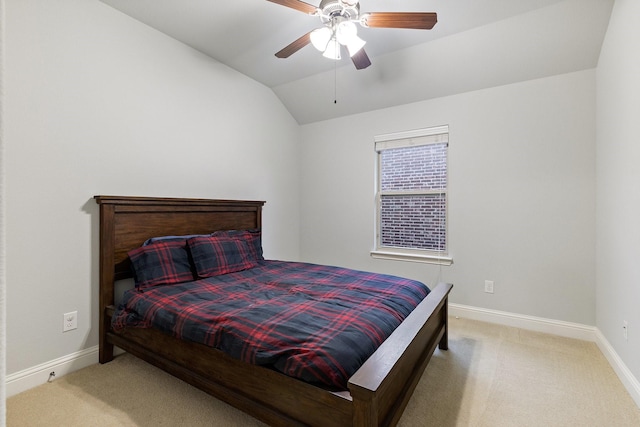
[{"x1": 112, "y1": 260, "x2": 430, "y2": 390}]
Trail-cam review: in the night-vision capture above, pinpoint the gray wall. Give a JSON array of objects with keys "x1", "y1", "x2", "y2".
[
  {"x1": 4, "y1": 0, "x2": 300, "y2": 375},
  {"x1": 299, "y1": 69, "x2": 596, "y2": 326},
  {"x1": 596, "y1": 0, "x2": 640, "y2": 387}
]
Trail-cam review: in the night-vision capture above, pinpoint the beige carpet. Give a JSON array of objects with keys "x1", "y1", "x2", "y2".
[{"x1": 8, "y1": 317, "x2": 640, "y2": 426}]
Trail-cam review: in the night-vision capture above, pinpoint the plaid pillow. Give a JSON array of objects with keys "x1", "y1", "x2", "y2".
[
  {"x1": 212, "y1": 229, "x2": 264, "y2": 261},
  {"x1": 187, "y1": 235, "x2": 258, "y2": 278},
  {"x1": 143, "y1": 234, "x2": 209, "y2": 246},
  {"x1": 128, "y1": 241, "x2": 195, "y2": 289}
]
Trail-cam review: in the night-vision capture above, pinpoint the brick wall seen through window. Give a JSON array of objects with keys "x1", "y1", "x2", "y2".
[{"x1": 380, "y1": 143, "x2": 447, "y2": 251}]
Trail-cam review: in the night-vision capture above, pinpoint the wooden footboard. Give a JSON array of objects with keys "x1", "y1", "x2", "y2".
[
  {"x1": 94, "y1": 195, "x2": 452, "y2": 426},
  {"x1": 349, "y1": 282, "x2": 451, "y2": 426}
]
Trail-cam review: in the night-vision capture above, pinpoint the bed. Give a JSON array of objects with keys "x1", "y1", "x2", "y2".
[{"x1": 94, "y1": 195, "x2": 453, "y2": 426}]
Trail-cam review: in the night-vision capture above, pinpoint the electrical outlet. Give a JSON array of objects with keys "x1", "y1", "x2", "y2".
[
  {"x1": 623, "y1": 320, "x2": 628, "y2": 341},
  {"x1": 484, "y1": 280, "x2": 494, "y2": 294},
  {"x1": 63, "y1": 311, "x2": 77, "y2": 332}
]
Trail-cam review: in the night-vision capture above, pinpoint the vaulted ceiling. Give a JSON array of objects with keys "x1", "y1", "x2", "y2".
[{"x1": 100, "y1": 0, "x2": 614, "y2": 124}]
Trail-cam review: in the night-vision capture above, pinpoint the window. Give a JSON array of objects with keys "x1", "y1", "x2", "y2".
[{"x1": 372, "y1": 125, "x2": 452, "y2": 265}]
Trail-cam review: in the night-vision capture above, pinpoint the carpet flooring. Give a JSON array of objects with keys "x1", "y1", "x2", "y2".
[{"x1": 8, "y1": 317, "x2": 640, "y2": 426}]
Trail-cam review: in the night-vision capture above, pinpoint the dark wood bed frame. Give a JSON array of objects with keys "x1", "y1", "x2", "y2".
[{"x1": 94, "y1": 195, "x2": 453, "y2": 427}]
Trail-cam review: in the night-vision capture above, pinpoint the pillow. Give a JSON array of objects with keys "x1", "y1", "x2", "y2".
[
  {"x1": 128, "y1": 240, "x2": 195, "y2": 289},
  {"x1": 211, "y1": 229, "x2": 264, "y2": 261},
  {"x1": 187, "y1": 235, "x2": 258, "y2": 278},
  {"x1": 143, "y1": 234, "x2": 209, "y2": 246}
]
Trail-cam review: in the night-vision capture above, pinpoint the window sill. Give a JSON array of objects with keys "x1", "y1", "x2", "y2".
[{"x1": 370, "y1": 250, "x2": 453, "y2": 265}]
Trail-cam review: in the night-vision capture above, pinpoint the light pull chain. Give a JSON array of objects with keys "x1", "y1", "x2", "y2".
[{"x1": 334, "y1": 58, "x2": 337, "y2": 104}]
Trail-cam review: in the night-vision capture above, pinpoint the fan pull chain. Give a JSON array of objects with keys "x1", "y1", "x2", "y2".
[{"x1": 334, "y1": 60, "x2": 337, "y2": 104}]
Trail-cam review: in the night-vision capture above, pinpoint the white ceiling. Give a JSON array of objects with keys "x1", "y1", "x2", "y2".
[{"x1": 99, "y1": 0, "x2": 614, "y2": 124}]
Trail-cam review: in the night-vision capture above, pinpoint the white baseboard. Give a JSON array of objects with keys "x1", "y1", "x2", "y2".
[
  {"x1": 450, "y1": 303, "x2": 640, "y2": 409},
  {"x1": 449, "y1": 303, "x2": 597, "y2": 341},
  {"x1": 6, "y1": 345, "x2": 98, "y2": 398},
  {"x1": 595, "y1": 329, "x2": 640, "y2": 408}
]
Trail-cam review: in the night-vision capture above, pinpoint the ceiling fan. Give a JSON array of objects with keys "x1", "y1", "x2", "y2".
[{"x1": 267, "y1": 0, "x2": 437, "y2": 70}]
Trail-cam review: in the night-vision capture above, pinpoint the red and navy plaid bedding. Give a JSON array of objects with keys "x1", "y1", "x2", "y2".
[{"x1": 112, "y1": 260, "x2": 430, "y2": 390}]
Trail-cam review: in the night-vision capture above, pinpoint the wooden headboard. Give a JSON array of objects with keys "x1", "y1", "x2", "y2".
[
  {"x1": 93, "y1": 195, "x2": 265, "y2": 362},
  {"x1": 94, "y1": 196, "x2": 265, "y2": 280}
]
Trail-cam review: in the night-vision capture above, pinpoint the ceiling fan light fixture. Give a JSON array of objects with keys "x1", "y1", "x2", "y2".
[
  {"x1": 310, "y1": 27, "x2": 332, "y2": 51},
  {"x1": 270, "y1": 0, "x2": 437, "y2": 69}
]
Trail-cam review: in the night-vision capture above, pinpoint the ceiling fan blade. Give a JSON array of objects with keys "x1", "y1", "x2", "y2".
[
  {"x1": 266, "y1": 0, "x2": 318, "y2": 15},
  {"x1": 275, "y1": 31, "x2": 312, "y2": 58},
  {"x1": 351, "y1": 49, "x2": 371, "y2": 70},
  {"x1": 362, "y1": 12, "x2": 437, "y2": 30}
]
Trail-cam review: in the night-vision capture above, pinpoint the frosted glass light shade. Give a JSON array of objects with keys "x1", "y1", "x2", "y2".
[
  {"x1": 322, "y1": 37, "x2": 341, "y2": 60},
  {"x1": 310, "y1": 27, "x2": 332, "y2": 51},
  {"x1": 336, "y1": 21, "x2": 357, "y2": 45},
  {"x1": 346, "y1": 36, "x2": 366, "y2": 57},
  {"x1": 336, "y1": 21, "x2": 366, "y2": 57}
]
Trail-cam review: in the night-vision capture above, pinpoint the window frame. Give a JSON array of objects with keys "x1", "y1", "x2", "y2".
[{"x1": 371, "y1": 125, "x2": 453, "y2": 265}]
